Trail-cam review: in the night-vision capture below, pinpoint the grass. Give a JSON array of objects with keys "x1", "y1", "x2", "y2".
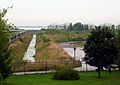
[
  {"x1": 36, "y1": 31, "x2": 76, "y2": 62},
  {"x1": 38, "y1": 29, "x2": 90, "y2": 43},
  {"x1": 9, "y1": 32, "x2": 33, "y2": 72},
  {"x1": 35, "y1": 41, "x2": 81, "y2": 71},
  {"x1": 3, "y1": 71, "x2": 120, "y2": 85},
  {"x1": 9, "y1": 32, "x2": 32, "y2": 63},
  {"x1": 36, "y1": 30, "x2": 90, "y2": 62},
  {"x1": 38, "y1": 33, "x2": 89, "y2": 43},
  {"x1": 36, "y1": 42, "x2": 73, "y2": 62},
  {"x1": 34, "y1": 30, "x2": 89, "y2": 71}
]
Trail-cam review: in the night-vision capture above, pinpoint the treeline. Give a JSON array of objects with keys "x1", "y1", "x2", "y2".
[{"x1": 68, "y1": 22, "x2": 89, "y2": 31}]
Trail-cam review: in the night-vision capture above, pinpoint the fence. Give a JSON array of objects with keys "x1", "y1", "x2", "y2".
[
  {"x1": 9, "y1": 31, "x2": 26, "y2": 43},
  {"x1": 11, "y1": 61, "x2": 81, "y2": 73}
]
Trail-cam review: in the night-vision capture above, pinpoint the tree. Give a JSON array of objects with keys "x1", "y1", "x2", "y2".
[
  {"x1": 0, "y1": 9, "x2": 11, "y2": 82},
  {"x1": 115, "y1": 29, "x2": 120, "y2": 69},
  {"x1": 68, "y1": 23, "x2": 73, "y2": 31},
  {"x1": 73, "y1": 22, "x2": 83, "y2": 31},
  {"x1": 84, "y1": 26, "x2": 117, "y2": 78}
]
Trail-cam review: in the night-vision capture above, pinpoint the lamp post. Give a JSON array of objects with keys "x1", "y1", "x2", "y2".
[{"x1": 73, "y1": 47, "x2": 76, "y2": 62}]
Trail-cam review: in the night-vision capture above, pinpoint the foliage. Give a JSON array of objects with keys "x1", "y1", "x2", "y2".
[
  {"x1": 73, "y1": 22, "x2": 83, "y2": 31},
  {"x1": 53, "y1": 67, "x2": 80, "y2": 80},
  {"x1": 38, "y1": 30, "x2": 89, "y2": 43},
  {"x1": 10, "y1": 33, "x2": 32, "y2": 63},
  {"x1": 115, "y1": 28, "x2": 120, "y2": 69},
  {"x1": 0, "y1": 9, "x2": 11, "y2": 80},
  {"x1": 68, "y1": 23, "x2": 73, "y2": 31},
  {"x1": 68, "y1": 22, "x2": 89, "y2": 31},
  {"x1": 84, "y1": 26, "x2": 117, "y2": 78}
]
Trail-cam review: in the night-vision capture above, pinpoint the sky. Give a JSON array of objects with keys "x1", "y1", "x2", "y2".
[{"x1": 0, "y1": 0, "x2": 120, "y2": 26}]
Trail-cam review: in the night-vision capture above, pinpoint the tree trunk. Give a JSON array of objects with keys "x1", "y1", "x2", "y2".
[
  {"x1": 0, "y1": 74, "x2": 3, "y2": 85},
  {"x1": 98, "y1": 67, "x2": 101, "y2": 78},
  {"x1": 108, "y1": 67, "x2": 111, "y2": 74},
  {"x1": 118, "y1": 61, "x2": 120, "y2": 70}
]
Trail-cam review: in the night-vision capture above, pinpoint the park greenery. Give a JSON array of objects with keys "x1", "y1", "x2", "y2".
[
  {"x1": 39, "y1": 29, "x2": 89, "y2": 43},
  {"x1": 84, "y1": 26, "x2": 118, "y2": 78},
  {"x1": 9, "y1": 32, "x2": 32, "y2": 64},
  {"x1": 2, "y1": 71, "x2": 120, "y2": 85},
  {"x1": 115, "y1": 28, "x2": 120, "y2": 69},
  {"x1": 0, "y1": 9, "x2": 11, "y2": 82},
  {"x1": 1, "y1": 7, "x2": 120, "y2": 85},
  {"x1": 53, "y1": 66, "x2": 80, "y2": 80},
  {"x1": 36, "y1": 29, "x2": 88, "y2": 62}
]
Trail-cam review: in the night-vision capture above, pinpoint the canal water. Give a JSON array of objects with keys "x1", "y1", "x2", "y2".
[{"x1": 23, "y1": 35, "x2": 36, "y2": 62}]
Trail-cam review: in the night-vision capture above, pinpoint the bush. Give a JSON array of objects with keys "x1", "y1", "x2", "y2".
[{"x1": 53, "y1": 67, "x2": 80, "y2": 80}]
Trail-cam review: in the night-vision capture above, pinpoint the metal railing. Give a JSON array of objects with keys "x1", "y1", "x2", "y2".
[
  {"x1": 9, "y1": 31, "x2": 26, "y2": 43},
  {"x1": 11, "y1": 61, "x2": 81, "y2": 73}
]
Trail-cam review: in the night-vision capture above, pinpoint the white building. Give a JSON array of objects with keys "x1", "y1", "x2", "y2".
[{"x1": 47, "y1": 24, "x2": 69, "y2": 30}]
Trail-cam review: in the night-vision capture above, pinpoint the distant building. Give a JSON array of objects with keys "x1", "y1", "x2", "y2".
[
  {"x1": 47, "y1": 24, "x2": 69, "y2": 30},
  {"x1": 116, "y1": 25, "x2": 120, "y2": 29},
  {"x1": 88, "y1": 24, "x2": 96, "y2": 29},
  {"x1": 48, "y1": 25, "x2": 55, "y2": 29}
]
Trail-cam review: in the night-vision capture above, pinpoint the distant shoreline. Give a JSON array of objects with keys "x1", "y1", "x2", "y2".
[{"x1": 18, "y1": 27, "x2": 42, "y2": 30}]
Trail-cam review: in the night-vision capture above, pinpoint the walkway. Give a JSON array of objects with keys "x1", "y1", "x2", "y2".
[{"x1": 23, "y1": 35, "x2": 36, "y2": 62}]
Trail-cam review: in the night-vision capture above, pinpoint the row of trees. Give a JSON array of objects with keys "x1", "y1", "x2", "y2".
[
  {"x1": 68, "y1": 22, "x2": 89, "y2": 31},
  {"x1": 84, "y1": 26, "x2": 120, "y2": 78}
]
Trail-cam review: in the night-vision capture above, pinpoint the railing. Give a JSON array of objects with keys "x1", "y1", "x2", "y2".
[
  {"x1": 11, "y1": 61, "x2": 81, "y2": 73},
  {"x1": 9, "y1": 31, "x2": 26, "y2": 43}
]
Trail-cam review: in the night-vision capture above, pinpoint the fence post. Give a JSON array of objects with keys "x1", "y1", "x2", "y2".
[
  {"x1": 45, "y1": 62, "x2": 47, "y2": 74},
  {"x1": 24, "y1": 62, "x2": 25, "y2": 74},
  {"x1": 86, "y1": 63, "x2": 88, "y2": 71}
]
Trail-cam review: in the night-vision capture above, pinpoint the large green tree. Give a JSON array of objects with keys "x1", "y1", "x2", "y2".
[
  {"x1": 84, "y1": 26, "x2": 117, "y2": 78},
  {"x1": 0, "y1": 9, "x2": 11, "y2": 81},
  {"x1": 115, "y1": 28, "x2": 120, "y2": 69}
]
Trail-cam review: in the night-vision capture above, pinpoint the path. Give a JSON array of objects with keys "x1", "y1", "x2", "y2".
[{"x1": 23, "y1": 35, "x2": 36, "y2": 62}]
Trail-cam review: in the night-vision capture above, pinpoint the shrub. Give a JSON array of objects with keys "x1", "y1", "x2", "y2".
[{"x1": 53, "y1": 67, "x2": 80, "y2": 80}]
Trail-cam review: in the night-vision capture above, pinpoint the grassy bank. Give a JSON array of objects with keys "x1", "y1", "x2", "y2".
[
  {"x1": 35, "y1": 41, "x2": 80, "y2": 71},
  {"x1": 3, "y1": 71, "x2": 120, "y2": 85},
  {"x1": 36, "y1": 30, "x2": 89, "y2": 62},
  {"x1": 36, "y1": 41, "x2": 73, "y2": 62},
  {"x1": 9, "y1": 32, "x2": 33, "y2": 63},
  {"x1": 34, "y1": 31, "x2": 84, "y2": 70},
  {"x1": 38, "y1": 30, "x2": 89, "y2": 43}
]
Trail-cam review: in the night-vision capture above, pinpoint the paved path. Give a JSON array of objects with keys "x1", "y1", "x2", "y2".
[
  {"x1": 13, "y1": 70, "x2": 55, "y2": 75},
  {"x1": 23, "y1": 35, "x2": 36, "y2": 62}
]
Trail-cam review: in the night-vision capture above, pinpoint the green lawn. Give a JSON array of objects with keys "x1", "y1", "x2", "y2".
[{"x1": 3, "y1": 71, "x2": 120, "y2": 85}]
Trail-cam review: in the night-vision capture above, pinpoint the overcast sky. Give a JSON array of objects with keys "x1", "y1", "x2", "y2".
[{"x1": 0, "y1": 0, "x2": 120, "y2": 26}]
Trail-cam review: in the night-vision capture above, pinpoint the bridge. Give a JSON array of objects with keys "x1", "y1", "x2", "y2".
[
  {"x1": 58, "y1": 42, "x2": 84, "y2": 49},
  {"x1": 9, "y1": 30, "x2": 27, "y2": 44}
]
